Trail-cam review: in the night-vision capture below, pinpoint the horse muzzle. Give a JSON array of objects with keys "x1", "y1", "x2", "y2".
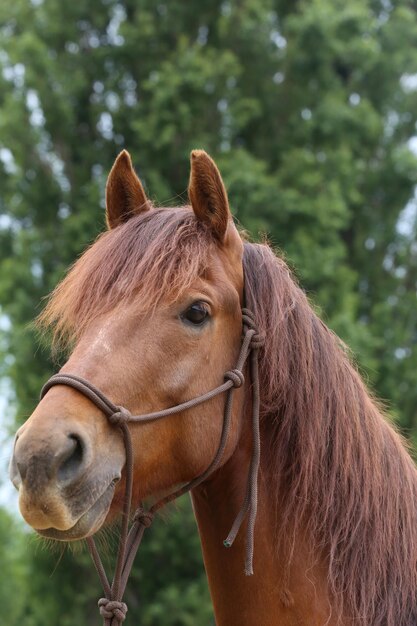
[{"x1": 9, "y1": 417, "x2": 123, "y2": 540}]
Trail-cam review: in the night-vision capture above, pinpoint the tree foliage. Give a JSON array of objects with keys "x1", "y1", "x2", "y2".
[{"x1": 1, "y1": 0, "x2": 417, "y2": 623}]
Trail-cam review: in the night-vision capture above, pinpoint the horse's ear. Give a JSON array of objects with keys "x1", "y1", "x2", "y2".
[
  {"x1": 188, "y1": 150, "x2": 231, "y2": 242},
  {"x1": 106, "y1": 150, "x2": 150, "y2": 229}
]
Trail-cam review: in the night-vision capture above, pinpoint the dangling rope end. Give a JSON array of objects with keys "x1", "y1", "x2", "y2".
[
  {"x1": 244, "y1": 544, "x2": 255, "y2": 576},
  {"x1": 245, "y1": 564, "x2": 254, "y2": 576}
]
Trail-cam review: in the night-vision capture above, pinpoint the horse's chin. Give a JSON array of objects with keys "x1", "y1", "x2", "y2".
[{"x1": 36, "y1": 481, "x2": 116, "y2": 541}]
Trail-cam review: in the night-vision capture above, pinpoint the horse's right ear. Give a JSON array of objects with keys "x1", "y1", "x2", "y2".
[{"x1": 106, "y1": 150, "x2": 150, "y2": 229}]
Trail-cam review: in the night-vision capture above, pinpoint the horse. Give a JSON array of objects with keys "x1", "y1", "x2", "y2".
[{"x1": 9, "y1": 149, "x2": 417, "y2": 625}]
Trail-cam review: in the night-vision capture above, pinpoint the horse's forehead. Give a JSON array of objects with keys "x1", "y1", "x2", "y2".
[{"x1": 203, "y1": 245, "x2": 243, "y2": 300}]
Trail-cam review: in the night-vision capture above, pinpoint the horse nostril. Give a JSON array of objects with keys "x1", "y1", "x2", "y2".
[
  {"x1": 11, "y1": 455, "x2": 24, "y2": 487},
  {"x1": 11, "y1": 433, "x2": 24, "y2": 484},
  {"x1": 57, "y1": 434, "x2": 85, "y2": 483}
]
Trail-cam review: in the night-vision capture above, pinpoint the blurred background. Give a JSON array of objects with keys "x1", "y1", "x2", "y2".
[{"x1": 1, "y1": 0, "x2": 417, "y2": 624}]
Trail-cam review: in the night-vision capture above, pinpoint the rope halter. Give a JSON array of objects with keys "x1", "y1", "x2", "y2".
[{"x1": 40, "y1": 307, "x2": 262, "y2": 625}]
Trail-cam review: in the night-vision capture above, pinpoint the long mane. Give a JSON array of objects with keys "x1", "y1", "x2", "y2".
[{"x1": 243, "y1": 242, "x2": 417, "y2": 625}]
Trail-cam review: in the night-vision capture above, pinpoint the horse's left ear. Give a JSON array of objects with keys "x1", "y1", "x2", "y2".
[
  {"x1": 188, "y1": 150, "x2": 231, "y2": 242},
  {"x1": 106, "y1": 150, "x2": 150, "y2": 229}
]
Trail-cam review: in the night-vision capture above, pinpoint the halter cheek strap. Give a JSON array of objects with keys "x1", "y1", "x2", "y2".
[{"x1": 40, "y1": 308, "x2": 263, "y2": 626}]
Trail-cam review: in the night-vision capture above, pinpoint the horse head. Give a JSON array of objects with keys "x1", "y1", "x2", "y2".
[{"x1": 10, "y1": 150, "x2": 247, "y2": 541}]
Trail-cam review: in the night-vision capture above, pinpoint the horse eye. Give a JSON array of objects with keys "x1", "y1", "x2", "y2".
[{"x1": 181, "y1": 302, "x2": 210, "y2": 326}]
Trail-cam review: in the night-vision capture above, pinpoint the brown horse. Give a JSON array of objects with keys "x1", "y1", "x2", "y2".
[{"x1": 10, "y1": 150, "x2": 417, "y2": 625}]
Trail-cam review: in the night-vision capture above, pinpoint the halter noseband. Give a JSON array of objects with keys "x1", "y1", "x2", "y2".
[{"x1": 40, "y1": 308, "x2": 263, "y2": 626}]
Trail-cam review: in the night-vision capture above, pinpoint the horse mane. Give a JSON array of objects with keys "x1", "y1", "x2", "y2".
[
  {"x1": 38, "y1": 206, "x2": 214, "y2": 347},
  {"x1": 39, "y1": 207, "x2": 417, "y2": 622},
  {"x1": 243, "y1": 241, "x2": 417, "y2": 625}
]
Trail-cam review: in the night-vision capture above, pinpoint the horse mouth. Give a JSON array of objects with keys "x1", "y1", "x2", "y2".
[{"x1": 36, "y1": 480, "x2": 117, "y2": 541}]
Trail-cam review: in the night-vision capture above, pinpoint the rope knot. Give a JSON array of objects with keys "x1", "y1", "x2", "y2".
[
  {"x1": 249, "y1": 332, "x2": 265, "y2": 350},
  {"x1": 241, "y1": 308, "x2": 264, "y2": 349},
  {"x1": 98, "y1": 598, "x2": 128, "y2": 622},
  {"x1": 241, "y1": 308, "x2": 257, "y2": 330},
  {"x1": 109, "y1": 406, "x2": 131, "y2": 426},
  {"x1": 224, "y1": 369, "x2": 245, "y2": 388},
  {"x1": 133, "y1": 508, "x2": 154, "y2": 528}
]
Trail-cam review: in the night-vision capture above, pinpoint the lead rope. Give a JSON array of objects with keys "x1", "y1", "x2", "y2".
[{"x1": 40, "y1": 308, "x2": 263, "y2": 625}]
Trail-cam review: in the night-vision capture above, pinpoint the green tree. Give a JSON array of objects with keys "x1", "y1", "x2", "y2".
[
  {"x1": 0, "y1": 508, "x2": 28, "y2": 623},
  {"x1": 1, "y1": 0, "x2": 417, "y2": 623}
]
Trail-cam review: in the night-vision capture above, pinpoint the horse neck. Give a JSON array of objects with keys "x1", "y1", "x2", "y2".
[{"x1": 191, "y1": 433, "x2": 339, "y2": 626}]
